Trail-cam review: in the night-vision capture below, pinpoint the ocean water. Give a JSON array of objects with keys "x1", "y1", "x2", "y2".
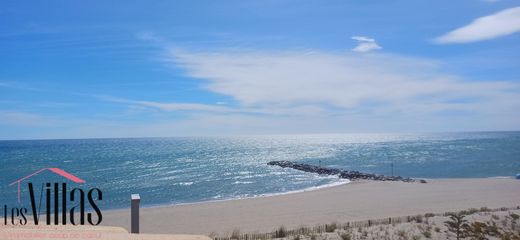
[{"x1": 0, "y1": 132, "x2": 519, "y2": 210}]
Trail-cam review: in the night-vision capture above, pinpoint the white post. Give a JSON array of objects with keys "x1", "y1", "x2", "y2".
[{"x1": 131, "y1": 194, "x2": 140, "y2": 234}]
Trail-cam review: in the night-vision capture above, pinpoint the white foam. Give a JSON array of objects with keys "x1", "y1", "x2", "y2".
[
  {"x1": 132, "y1": 179, "x2": 351, "y2": 209},
  {"x1": 254, "y1": 179, "x2": 351, "y2": 198}
]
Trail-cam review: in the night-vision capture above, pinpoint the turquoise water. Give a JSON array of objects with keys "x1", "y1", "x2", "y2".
[{"x1": 0, "y1": 132, "x2": 519, "y2": 209}]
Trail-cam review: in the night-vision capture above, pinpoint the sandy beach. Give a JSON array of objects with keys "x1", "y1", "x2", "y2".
[{"x1": 102, "y1": 178, "x2": 520, "y2": 235}]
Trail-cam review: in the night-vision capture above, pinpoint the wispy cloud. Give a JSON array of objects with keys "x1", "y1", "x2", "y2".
[
  {"x1": 435, "y1": 6, "x2": 520, "y2": 44},
  {"x1": 0, "y1": 81, "x2": 48, "y2": 92},
  {"x1": 0, "y1": 81, "x2": 9, "y2": 87},
  {"x1": 169, "y1": 49, "x2": 519, "y2": 117},
  {"x1": 16, "y1": 46, "x2": 514, "y2": 136},
  {"x1": 0, "y1": 112, "x2": 52, "y2": 126},
  {"x1": 101, "y1": 96, "x2": 237, "y2": 113},
  {"x1": 101, "y1": 95, "x2": 329, "y2": 117},
  {"x1": 351, "y1": 36, "x2": 382, "y2": 52}
]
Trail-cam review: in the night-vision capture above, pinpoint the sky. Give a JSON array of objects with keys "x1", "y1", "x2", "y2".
[{"x1": 1, "y1": 0, "x2": 520, "y2": 140}]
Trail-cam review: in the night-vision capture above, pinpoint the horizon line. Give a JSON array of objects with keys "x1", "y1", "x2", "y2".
[{"x1": 0, "y1": 130, "x2": 519, "y2": 141}]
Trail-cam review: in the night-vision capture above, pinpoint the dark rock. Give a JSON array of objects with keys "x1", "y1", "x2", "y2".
[{"x1": 267, "y1": 161, "x2": 425, "y2": 183}]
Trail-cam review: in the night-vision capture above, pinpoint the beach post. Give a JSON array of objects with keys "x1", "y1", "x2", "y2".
[{"x1": 131, "y1": 194, "x2": 140, "y2": 234}]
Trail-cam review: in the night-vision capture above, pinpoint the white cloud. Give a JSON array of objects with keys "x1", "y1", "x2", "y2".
[
  {"x1": 351, "y1": 36, "x2": 382, "y2": 52},
  {"x1": 435, "y1": 6, "x2": 520, "y2": 43},
  {"x1": 3, "y1": 52, "x2": 519, "y2": 139},
  {"x1": 169, "y1": 49, "x2": 518, "y2": 117},
  {"x1": 77, "y1": 48, "x2": 520, "y2": 136},
  {"x1": 41, "y1": 48, "x2": 516, "y2": 137}
]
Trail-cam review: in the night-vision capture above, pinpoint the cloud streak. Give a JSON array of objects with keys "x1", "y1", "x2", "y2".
[
  {"x1": 101, "y1": 95, "x2": 330, "y2": 117},
  {"x1": 435, "y1": 6, "x2": 520, "y2": 43},
  {"x1": 102, "y1": 96, "x2": 235, "y2": 113},
  {"x1": 0, "y1": 112, "x2": 53, "y2": 126},
  {"x1": 351, "y1": 36, "x2": 382, "y2": 52}
]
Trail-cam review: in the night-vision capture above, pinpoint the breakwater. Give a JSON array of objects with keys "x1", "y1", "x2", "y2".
[{"x1": 267, "y1": 161, "x2": 425, "y2": 183}]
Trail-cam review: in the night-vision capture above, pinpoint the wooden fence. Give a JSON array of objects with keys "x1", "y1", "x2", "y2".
[{"x1": 213, "y1": 206, "x2": 520, "y2": 240}]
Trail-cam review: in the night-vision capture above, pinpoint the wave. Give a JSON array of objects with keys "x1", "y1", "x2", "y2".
[{"x1": 118, "y1": 179, "x2": 352, "y2": 210}]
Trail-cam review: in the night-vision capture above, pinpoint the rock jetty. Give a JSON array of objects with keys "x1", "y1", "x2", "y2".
[{"x1": 267, "y1": 161, "x2": 426, "y2": 183}]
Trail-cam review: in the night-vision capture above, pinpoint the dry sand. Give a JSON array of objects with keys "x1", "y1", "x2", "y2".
[{"x1": 101, "y1": 178, "x2": 520, "y2": 235}]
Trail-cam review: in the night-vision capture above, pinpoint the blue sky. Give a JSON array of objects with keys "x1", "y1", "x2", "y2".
[{"x1": 1, "y1": 0, "x2": 519, "y2": 139}]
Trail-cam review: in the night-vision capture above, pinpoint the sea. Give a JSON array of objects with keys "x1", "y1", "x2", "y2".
[{"x1": 0, "y1": 132, "x2": 519, "y2": 210}]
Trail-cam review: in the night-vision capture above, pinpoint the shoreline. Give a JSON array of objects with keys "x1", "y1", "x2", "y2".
[
  {"x1": 105, "y1": 179, "x2": 352, "y2": 211},
  {"x1": 102, "y1": 177, "x2": 520, "y2": 235},
  {"x1": 104, "y1": 176, "x2": 515, "y2": 212}
]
